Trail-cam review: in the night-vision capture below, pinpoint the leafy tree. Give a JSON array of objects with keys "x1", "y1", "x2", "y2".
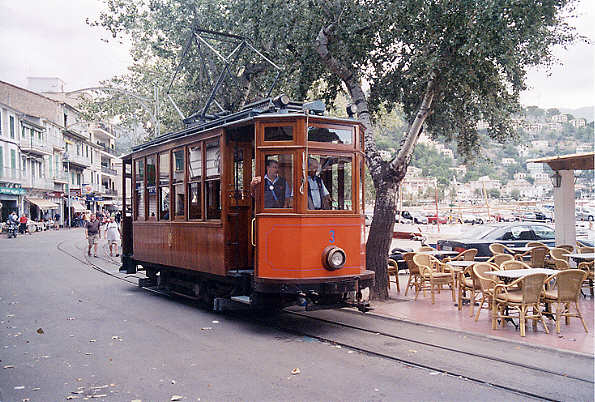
[
  {"x1": 90, "y1": 0, "x2": 578, "y2": 300},
  {"x1": 511, "y1": 189, "x2": 521, "y2": 201}
]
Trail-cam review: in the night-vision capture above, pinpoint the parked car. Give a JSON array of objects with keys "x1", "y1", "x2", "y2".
[
  {"x1": 459, "y1": 214, "x2": 485, "y2": 224},
  {"x1": 396, "y1": 210, "x2": 428, "y2": 224},
  {"x1": 436, "y1": 222, "x2": 557, "y2": 257},
  {"x1": 426, "y1": 213, "x2": 448, "y2": 224},
  {"x1": 577, "y1": 206, "x2": 595, "y2": 221}
]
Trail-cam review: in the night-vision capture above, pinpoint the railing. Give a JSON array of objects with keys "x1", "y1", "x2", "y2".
[
  {"x1": 20, "y1": 137, "x2": 51, "y2": 154},
  {"x1": 104, "y1": 188, "x2": 118, "y2": 196},
  {"x1": 65, "y1": 153, "x2": 90, "y2": 167},
  {"x1": 97, "y1": 142, "x2": 118, "y2": 156},
  {"x1": 0, "y1": 168, "x2": 24, "y2": 183},
  {"x1": 27, "y1": 176, "x2": 54, "y2": 190},
  {"x1": 52, "y1": 171, "x2": 69, "y2": 182},
  {"x1": 101, "y1": 166, "x2": 118, "y2": 175}
]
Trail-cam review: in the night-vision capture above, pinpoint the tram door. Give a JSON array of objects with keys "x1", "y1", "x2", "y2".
[{"x1": 226, "y1": 134, "x2": 255, "y2": 270}]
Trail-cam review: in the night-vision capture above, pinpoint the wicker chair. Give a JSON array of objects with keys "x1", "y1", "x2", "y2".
[
  {"x1": 578, "y1": 246, "x2": 594, "y2": 254},
  {"x1": 543, "y1": 270, "x2": 588, "y2": 334},
  {"x1": 472, "y1": 263, "x2": 500, "y2": 321},
  {"x1": 489, "y1": 243, "x2": 514, "y2": 255},
  {"x1": 413, "y1": 253, "x2": 455, "y2": 304},
  {"x1": 578, "y1": 260, "x2": 594, "y2": 298},
  {"x1": 387, "y1": 258, "x2": 401, "y2": 293},
  {"x1": 402, "y1": 252, "x2": 419, "y2": 296},
  {"x1": 548, "y1": 247, "x2": 570, "y2": 270},
  {"x1": 492, "y1": 273, "x2": 550, "y2": 337},
  {"x1": 457, "y1": 264, "x2": 476, "y2": 315},
  {"x1": 417, "y1": 246, "x2": 435, "y2": 252},
  {"x1": 444, "y1": 248, "x2": 478, "y2": 263},
  {"x1": 514, "y1": 246, "x2": 549, "y2": 268},
  {"x1": 557, "y1": 245, "x2": 574, "y2": 252},
  {"x1": 487, "y1": 253, "x2": 514, "y2": 267},
  {"x1": 576, "y1": 240, "x2": 590, "y2": 248},
  {"x1": 500, "y1": 260, "x2": 531, "y2": 271},
  {"x1": 526, "y1": 241, "x2": 549, "y2": 248}
]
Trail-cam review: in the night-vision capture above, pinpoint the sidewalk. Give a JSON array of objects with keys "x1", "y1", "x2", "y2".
[{"x1": 372, "y1": 271, "x2": 594, "y2": 355}]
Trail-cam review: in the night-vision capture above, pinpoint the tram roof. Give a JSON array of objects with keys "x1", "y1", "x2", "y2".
[{"x1": 127, "y1": 100, "x2": 362, "y2": 157}]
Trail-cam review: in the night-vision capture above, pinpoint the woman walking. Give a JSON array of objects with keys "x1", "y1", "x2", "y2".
[{"x1": 105, "y1": 217, "x2": 121, "y2": 257}]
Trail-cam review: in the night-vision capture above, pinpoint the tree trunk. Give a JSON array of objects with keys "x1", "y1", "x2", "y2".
[{"x1": 315, "y1": 22, "x2": 436, "y2": 300}]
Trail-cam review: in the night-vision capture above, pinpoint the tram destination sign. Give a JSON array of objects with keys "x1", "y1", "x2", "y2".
[{"x1": 0, "y1": 187, "x2": 26, "y2": 195}]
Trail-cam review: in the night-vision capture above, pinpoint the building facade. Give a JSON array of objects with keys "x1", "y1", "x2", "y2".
[{"x1": 0, "y1": 80, "x2": 123, "y2": 225}]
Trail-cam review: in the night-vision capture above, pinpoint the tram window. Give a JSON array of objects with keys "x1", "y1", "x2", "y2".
[
  {"x1": 308, "y1": 126, "x2": 353, "y2": 145},
  {"x1": 134, "y1": 159, "x2": 144, "y2": 220},
  {"x1": 159, "y1": 152, "x2": 170, "y2": 220},
  {"x1": 188, "y1": 144, "x2": 202, "y2": 181},
  {"x1": 174, "y1": 183, "x2": 185, "y2": 218},
  {"x1": 206, "y1": 141, "x2": 220, "y2": 177},
  {"x1": 205, "y1": 180, "x2": 221, "y2": 219},
  {"x1": 307, "y1": 154, "x2": 352, "y2": 210},
  {"x1": 264, "y1": 126, "x2": 293, "y2": 141},
  {"x1": 261, "y1": 154, "x2": 293, "y2": 209},
  {"x1": 147, "y1": 155, "x2": 157, "y2": 219},
  {"x1": 188, "y1": 182, "x2": 201, "y2": 219},
  {"x1": 173, "y1": 149, "x2": 184, "y2": 183}
]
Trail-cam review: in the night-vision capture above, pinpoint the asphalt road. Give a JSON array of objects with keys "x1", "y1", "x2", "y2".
[{"x1": 0, "y1": 228, "x2": 574, "y2": 401}]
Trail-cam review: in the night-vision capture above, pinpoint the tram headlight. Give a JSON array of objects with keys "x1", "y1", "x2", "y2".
[{"x1": 323, "y1": 246, "x2": 346, "y2": 271}]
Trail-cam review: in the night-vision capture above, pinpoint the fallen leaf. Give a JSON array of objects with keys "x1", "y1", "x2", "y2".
[
  {"x1": 200, "y1": 327, "x2": 212, "y2": 330},
  {"x1": 170, "y1": 396, "x2": 184, "y2": 401},
  {"x1": 111, "y1": 336, "x2": 119, "y2": 340},
  {"x1": 65, "y1": 396, "x2": 80, "y2": 400},
  {"x1": 171, "y1": 380, "x2": 176, "y2": 384},
  {"x1": 67, "y1": 317, "x2": 76, "y2": 320},
  {"x1": 84, "y1": 353, "x2": 93, "y2": 356},
  {"x1": 429, "y1": 371, "x2": 440, "y2": 376},
  {"x1": 347, "y1": 351, "x2": 354, "y2": 354},
  {"x1": 89, "y1": 340, "x2": 96, "y2": 343},
  {"x1": 91, "y1": 395, "x2": 107, "y2": 398},
  {"x1": 408, "y1": 349, "x2": 418, "y2": 354},
  {"x1": 3, "y1": 365, "x2": 15, "y2": 369},
  {"x1": 90, "y1": 385, "x2": 108, "y2": 390},
  {"x1": 14, "y1": 385, "x2": 25, "y2": 390},
  {"x1": 37, "y1": 328, "x2": 44, "y2": 334},
  {"x1": 291, "y1": 368, "x2": 301, "y2": 375},
  {"x1": 23, "y1": 398, "x2": 30, "y2": 401},
  {"x1": 72, "y1": 391, "x2": 84, "y2": 395},
  {"x1": 7, "y1": 314, "x2": 15, "y2": 318},
  {"x1": 109, "y1": 384, "x2": 116, "y2": 387},
  {"x1": 211, "y1": 320, "x2": 219, "y2": 324},
  {"x1": 32, "y1": 387, "x2": 40, "y2": 391}
]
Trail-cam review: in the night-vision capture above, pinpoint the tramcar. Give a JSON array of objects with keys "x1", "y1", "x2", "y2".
[{"x1": 120, "y1": 96, "x2": 374, "y2": 311}]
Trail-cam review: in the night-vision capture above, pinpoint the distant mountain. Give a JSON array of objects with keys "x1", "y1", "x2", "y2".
[{"x1": 557, "y1": 106, "x2": 594, "y2": 122}]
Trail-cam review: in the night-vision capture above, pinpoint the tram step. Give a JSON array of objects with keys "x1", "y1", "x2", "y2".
[{"x1": 230, "y1": 296, "x2": 252, "y2": 304}]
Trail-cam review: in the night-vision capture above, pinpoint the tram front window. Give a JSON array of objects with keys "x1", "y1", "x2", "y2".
[
  {"x1": 260, "y1": 154, "x2": 293, "y2": 209},
  {"x1": 307, "y1": 155, "x2": 352, "y2": 211}
]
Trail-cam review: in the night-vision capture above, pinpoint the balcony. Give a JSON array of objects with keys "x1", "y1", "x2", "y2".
[
  {"x1": 103, "y1": 188, "x2": 118, "y2": 196},
  {"x1": 101, "y1": 166, "x2": 118, "y2": 176},
  {"x1": 0, "y1": 168, "x2": 24, "y2": 184},
  {"x1": 63, "y1": 126, "x2": 89, "y2": 141},
  {"x1": 52, "y1": 171, "x2": 69, "y2": 183},
  {"x1": 64, "y1": 153, "x2": 90, "y2": 168},
  {"x1": 24, "y1": 176, "x2": 54, "y2": 190},
  {"x1": 20, "y1": 137, "x2": 52, "y2": 156},
  {"x1": 97, "y1": 142, "x2": 119, "y2": 156}
]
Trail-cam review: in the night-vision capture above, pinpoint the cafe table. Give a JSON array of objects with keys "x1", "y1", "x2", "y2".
[
  {"x1": 509, "y1": 246, "x2": 536, "y2": 253},
  {"x1": 563, "y1": 253, "x2": 595, "y2": 262},
  {"x1": 485, "y1": 268, "x2": 558, "y2": 282},
  {"x1": 418, "y1": 250, "x2": 459, "y2": 258}
]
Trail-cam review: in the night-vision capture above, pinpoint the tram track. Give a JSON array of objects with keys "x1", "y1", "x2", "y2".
[{"x1": 57, "y1": 239, "x2": 594, "y2": 401}]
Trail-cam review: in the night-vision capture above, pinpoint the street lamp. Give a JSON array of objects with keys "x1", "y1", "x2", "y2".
[{"x1": 63, "y1": 152, "x2": 71, "y2": 228}]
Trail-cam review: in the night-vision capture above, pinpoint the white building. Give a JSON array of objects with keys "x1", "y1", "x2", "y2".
[
  {"x1": 570, "y1": 118, "x2": 586, "y2": 128},
  {"x1": 501, "y1": 158, "x2": 515, "y2": 166},
  {"x1": 551, "y1": 114, "x2": 568, "y2": 123}
]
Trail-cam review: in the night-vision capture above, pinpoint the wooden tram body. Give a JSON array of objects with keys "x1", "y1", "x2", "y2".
[{"x1": 121, "y1": 99, "x2": 374, "y2": 311}]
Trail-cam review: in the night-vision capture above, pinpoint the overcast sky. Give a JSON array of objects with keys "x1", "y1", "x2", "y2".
[{"x1": 0, "y1": 0, "x2": 593, "y2": 109}]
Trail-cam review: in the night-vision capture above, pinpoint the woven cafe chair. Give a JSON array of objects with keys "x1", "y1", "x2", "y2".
[
  {"x1": 526, "y1": 241, "x2": 549, "y2": 248},
  {"x1": 514, "y1": 246, "x2": 549, "y2": 268},
  {"x1": 578, "y1": 260, "x2": 594, "y2": 298},
  {"x1": 578, "y1": 246, "x2": 594, "y2": 254},
  {"x1": 471, "y1": 262, "x2": 500, "y2": 321},
  {"x1": 417, "y1": 246, "x2": 435, "y2": 252},
  {"x1": 500, "y1": 260, "x2": 531, "y2": 271},
  {"x1": 576, "y1": 240, "x2": 590, "y2": 248},
  {"x1": 547, "y1": 247, "x2": 570, "y2": 270},
  {"x1": 443, "y1": 248, "x2": 477, "y2": 263},
  {"x1": 413, "y1": 253, "x2": 455, "y2": 304},
  {"x1": 402, "y1": 252, "x2": 419, "y2": 296},
  {"x1": 489, "y1": 243, "x2": 514, "y2": 255},
  {"x1": 543, "y1": 270, "x2": 588, "y2": 334},
  {"x1": 492, "y1": 273, "x2": 550, "y2": 337},
  {"x1": 457, "y1": 262, "x2": 485, "y2": 317},
  {"x1": 387, "y1": 258, "x2": 401, "y2": 293},
  {"x1": 487, "y1": 253, "x2": 514, "y2": 267},
  {"x1": 557, "y1": 245, "x2": 574, "y2": 252}
]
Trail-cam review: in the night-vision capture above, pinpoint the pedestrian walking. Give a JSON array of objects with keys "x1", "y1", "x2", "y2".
[
  {"x1": 105, "y1": 217, "x2": 121, "y2": 257},
  {"x1": 18, "y1": 213, "x2": 28, "y2": 235},
  {"x1": 85, "y1": 214, "x2": 101, "y2": 257}
]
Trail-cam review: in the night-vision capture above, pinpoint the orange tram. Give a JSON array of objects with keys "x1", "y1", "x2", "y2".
[{"x1": 120, "y1": 97, "x2": 374, "y2": 312}]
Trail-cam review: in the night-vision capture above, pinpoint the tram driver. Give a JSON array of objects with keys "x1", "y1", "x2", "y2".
[
  {"x1": 250, "y1": 159, "x2": 293, "y2": 208},
  {"x1": 307, "y1": 157, "x2": 331, "y2": 210}
]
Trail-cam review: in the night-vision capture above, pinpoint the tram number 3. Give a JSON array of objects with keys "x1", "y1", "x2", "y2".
[{"x1": 329, "y1": 230, "x2": 336, "y2": 243}]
